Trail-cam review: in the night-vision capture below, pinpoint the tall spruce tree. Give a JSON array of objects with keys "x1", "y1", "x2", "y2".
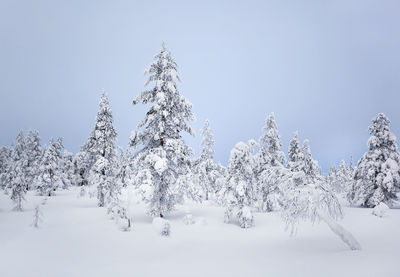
[
  {"x1": 349, "y1": 113, "x2": 400, "y2": 207},
  {"x1": 86, "y1": 92, "x2": 118, "y2": 206},
  {"x1": 131, "y1": 43, "x2": 195, "y2": 218}
]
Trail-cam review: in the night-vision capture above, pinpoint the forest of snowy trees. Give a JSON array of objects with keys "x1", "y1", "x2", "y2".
[{"x1": 1, "y1": 44, "x2": 400, "y2": 251}]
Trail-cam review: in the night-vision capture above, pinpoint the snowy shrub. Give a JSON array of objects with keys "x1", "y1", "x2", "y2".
[
  {"x1": 32, "y1": 204, "x2": 43, "y2": 228},
  {"x1": 238, "y1": 206, "x2": 253, "y2": 228},
  {"x1": 195, "y1": 217, "x2": 207, "y2": 226},
  {"x1": 372, "y1": 202, "x2": 389, "y2": 218},
  {"x1": 183, "y1": 213, "x2": 195, "y2": 225},
  {"x1": 152, "y1": 217, "x2": 171, "y2": 236}
]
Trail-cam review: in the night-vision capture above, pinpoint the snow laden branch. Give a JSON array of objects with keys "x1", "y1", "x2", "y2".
[{"x1": 281, "y1": 172, "x2": 361, "y2": 251}]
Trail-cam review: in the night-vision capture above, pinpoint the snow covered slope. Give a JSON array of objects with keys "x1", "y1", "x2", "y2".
[{"x1": 0, "y1": 188, "x2": 398, "y2": 277}]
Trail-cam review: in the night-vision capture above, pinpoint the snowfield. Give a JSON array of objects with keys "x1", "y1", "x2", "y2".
[{"x1": 0, "y1": 188, "x2": 399, "y2": 277}]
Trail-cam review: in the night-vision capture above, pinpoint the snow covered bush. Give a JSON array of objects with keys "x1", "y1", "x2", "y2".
[
  {"x1": 131, "y1": 43, "x2": 195, "y2": 218},
  {"x1": 32, "y1": 204, "x2": 43, "y2": 228},
  {"x1": 183, "y1": 213, "x2": 195, "y2": 225},
  {"x1": 152, "y1": 217, "x2": 171, "y2": 236},
  {"x1": 349, "y1": 113, "x2": 400, "y2": 207},
  {"x1": 223, "y1": 140, "x2": 257, "y2": 228},
  {"x1": 372, "y1": 202, "x2": 389, "y2": 218}
]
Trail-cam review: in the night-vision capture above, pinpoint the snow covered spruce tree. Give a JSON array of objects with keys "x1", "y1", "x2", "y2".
[
  {"x1": 131, "y1": 43, "x2": 195, "y2": 218},
  {"x1": 331, "y1": 160, "x2": 353, "y2": 195},
  {"x1": 349, "y1": 113, "x2": 400, "y2": 207},
  {"x1": 5, "y1": 131, "x2": 28, "y2": 211},
  {"x1": 281, "y1": 139, "x2": 361, "y2": 250},
  {"x1": 287, "y1": 131, "x2": 301, "y2": 172},
  {"x1": 35, "y1": 138, "x2": 64, "y2": 196},
  {"x1": 60, "y1": 151, "x2": 76, "y2": 189},
  {"x1": 223, "y1": 140, "x2": 258, "y2": 228},
  {"x1": 255, "y1": 113, "x2": 287, "y2": 212},
  {"x1": 25, "y1": 130, "x2": 42, "y2": 190},
  {"x1": 0, "y1": 145, "x2": 12, "y2": 190},
  {"x1": 192, "y1": 120, "x2": 222, "y2": 201},
  {"x1": 86, "y1": 92, "x2": 118, "y2": 207}
]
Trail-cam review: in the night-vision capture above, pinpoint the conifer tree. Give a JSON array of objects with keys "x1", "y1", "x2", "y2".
[
  {"x1": 131, "y1": 43, "x2": 195, "y2": 218},
  {"x1": 35, "y1": 138, "x2": 64, "y2": 196},
  {"x1": 223, "y1": 140, "x2": 257, "y2": 228},
  {"x1": 193, "y1": 120, "x2": 220, "y2": 201},
  {"x1": 25, "y1": 130, "x2": 42, "y2": 190},
  {"x1": 349, "y1": 113, "x2": 400, "y2": 207},
  {"x1": 0, "y1": 146, "x2": 12, "y2": 190},
  {"x1": 60, "y1": 151, "x2": 75, "y2": 189},
  {"x1": 258, "y1": 113, "x2": 286, "y2": 167},
  {"x1": 5, "y1": 131, "x2": 28, "y2": 211},
  {"x1": 287, "y1": 131, "x2": 301, "y2": 172},
  {"x1": 256, "y1": 113, "x2": 287, "y2": 212},
  {"x1": 85, "y1": 92, "x2": 118, "y2": 206},
  {"x1": 299, "y1": 139, "x2": 321, "y2": 183}
]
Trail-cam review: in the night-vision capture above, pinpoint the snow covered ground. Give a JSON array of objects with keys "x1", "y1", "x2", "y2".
[{"x1": 0, "y1": 188, "x2": 399, "y2": 277}]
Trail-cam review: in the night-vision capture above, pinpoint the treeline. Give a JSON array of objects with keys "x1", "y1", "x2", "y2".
[{"x1": 1, "y1": 44, "x2": 398, "y2": 250}]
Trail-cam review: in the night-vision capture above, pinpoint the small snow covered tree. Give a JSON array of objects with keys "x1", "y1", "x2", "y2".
[
  {"x1": 349, "y1": 113, "x2": 400, "y2": 207},
  {"x1": 74, "y1": 150, "x2": 91, "y2": 188},
  {"x1": 35, "y1": 138, "x2": 64, "y2": 196},
  {"x1": 89, "y1": 157, "x2": 115, "y2": 207},
  {"x1": 256, "y1": 113, "x2": 287, "y2": 212},
  {"x1": 333, "y1": 160, "x2": 353, "y2": 195},
  {"x1": 287, "y1": 131, "x2": 301, "y2": 172},
  {"x1": 5, "y1": 131, "x2": 28, "y2": 211},
  {"x1": 115, "y1": 148, "x2": 131, "y2": 188},
  {"x1": 60, "y1": 151, "x2": 76, "y2": 189},
  {"x1": 223, "y1": 140, "x2": 258, "y2": 228},
  {"x1": 131, "y1": 43, "x2": 195, "y2": 218},
  {"x1": 257, "y1": 113, "x2": 286, "y2": 167},
  {"x1": 25, "y1": 130, "x2": 42, "y2": 190},
  {"x1": 192, "y1": 120, "x2": 221, "y2": 201},
  {"x1": 32, "y1": 204, "x2": 43, "y2": 228},
  {"x1": 0, "y1": 146, "x2": 12, "y2": 190}
]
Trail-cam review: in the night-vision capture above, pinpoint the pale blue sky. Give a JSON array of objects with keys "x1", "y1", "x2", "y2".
[{"x1": 1, "y1": 0, "x2": 399, "y2": 171}]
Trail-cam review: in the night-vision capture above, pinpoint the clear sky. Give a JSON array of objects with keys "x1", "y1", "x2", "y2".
[{"x1": 1, "y1": 0, "x2": 399, "y2": 172}]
